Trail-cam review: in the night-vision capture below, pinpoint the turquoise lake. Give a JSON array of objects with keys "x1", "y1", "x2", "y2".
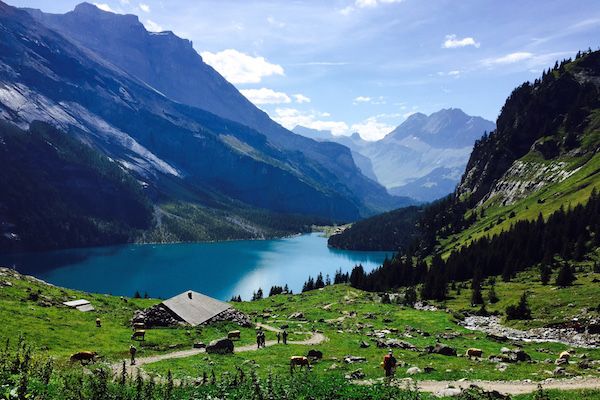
[{"x1": 0, "y1": 233, "x2": 389, "y2": 301}]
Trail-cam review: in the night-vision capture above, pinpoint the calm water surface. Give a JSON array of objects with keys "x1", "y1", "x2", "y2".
[{"x1": 0, "y1": 233, "x2": 389, "y2": 300}]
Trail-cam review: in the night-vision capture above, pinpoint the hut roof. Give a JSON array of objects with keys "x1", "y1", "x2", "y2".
[{"x1": 161, "y1": 290, "x2": 231, "y2": 326}]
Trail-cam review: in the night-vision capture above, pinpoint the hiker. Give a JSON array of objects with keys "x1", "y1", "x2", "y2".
[
  {"x1": 130, "y1": 344, "x2": 137, "y2": 366},
  {"x1": 277, "y1": 331, "x2": 281, "y2": 344},
  {"x1": 260, "y1": 330, "x2": 266, "y2": 348},
  {"x1": 96, "y1": 318, "x2": 101, "y2": 328},
  {"x1": 282, "y1": 329, "x2": 288, "y2": 345},
  {"x1": 256, "y1": 329, "x2": 262, "y2": 349},
  {"x1": 383, "y1": 350, "x2": 397, "y2": 378}
]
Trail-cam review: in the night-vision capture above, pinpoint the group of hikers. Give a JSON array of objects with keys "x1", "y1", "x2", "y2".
[{"x1": 256, "y1": 327, "x2": 288, "y2": 348}]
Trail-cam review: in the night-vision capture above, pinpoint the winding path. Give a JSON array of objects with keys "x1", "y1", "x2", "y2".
[
  {"x1": 112, "y1": 325, "x2": 327, "y2": 377},
  {"x1": 383, "y1": 377, "x2": 600, "y2": 396}
]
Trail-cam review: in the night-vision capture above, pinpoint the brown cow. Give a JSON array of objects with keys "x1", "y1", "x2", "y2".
[
  {"x1": 290, "y1": 356, "x2": 311, "y2": 373},
  {"x1": 466, "y1": 348, "x2": 483, "y2": 358},
  {"x1": 70, "y1": 351, "x2": 97, "y2": 365},
  {"x1": 131, "y1": 330, "x2": 146, "y2": 341}
]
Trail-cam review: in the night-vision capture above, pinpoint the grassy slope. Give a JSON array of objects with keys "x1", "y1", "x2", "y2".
[
  {"x1": 440, "y1": 150, "x2": 600, "y2": 258},
  {"x1": 2, "y1": 267, "x2": 600, "y2": 398}
]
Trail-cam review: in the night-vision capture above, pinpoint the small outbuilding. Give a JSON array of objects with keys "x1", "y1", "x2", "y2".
[{"x1": 132, "y1": 290, "x2": 251, "y2": 328}]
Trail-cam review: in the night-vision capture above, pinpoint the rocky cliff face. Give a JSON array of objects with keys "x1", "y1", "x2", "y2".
[{"x1": 457, "y1": 51, "x2": 600, "y2": 206}]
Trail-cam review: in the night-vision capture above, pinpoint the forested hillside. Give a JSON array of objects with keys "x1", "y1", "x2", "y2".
[{"x1": 330, "y1": 49, "x2": 600, "y2": 296}]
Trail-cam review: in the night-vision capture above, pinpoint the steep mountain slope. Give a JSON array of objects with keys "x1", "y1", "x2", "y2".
[
  {"x1": 294, "y1": 109, "x2": 495, "y2": 202},
  {"x1": 24, "y1": 2, "x2": 403, "y2": 214},
  {"x1": 291, "y1": 126, "x2": 378, "y2": 182},
  {"x1": 330, "y1": 50, "x2": 600, "y2": 252},
  {"x1": 0, "y1": 3, "x2": 362, "y2": 219},
  {"x1": 0, "y1": 121, "x2": 153, "y2": 252}
]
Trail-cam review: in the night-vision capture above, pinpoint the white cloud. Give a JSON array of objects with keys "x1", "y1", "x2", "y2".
[
  {"x1": 201, "y1": 49, "x2": 284, "y2": 84},
  {"x1": 356, "y1": 0, "x2": 403, "y2": 7},
  {"x1": 144, "y1": 20, "x2": 163, "y2": 32},
  {"x1": 437, "y1": 70, "x2": 461, "y2": 78},
  {"x1": 93, "y1": 3, "x2": 114, "y2": 12},
  {"x1": 293, "y1": 94, "x2": 311, "y2": 104},
  {"x1": 350, "y1": 116, "x2": 394, "y2": 141},
  {"x1": 354, "y1": 96, "x2": 371, "y2": 103},
  {"x1": 353, "y1": 96, "x2": 386, "y2": 105},
  {"x1": 273, "y1": 108, "x2": 349, "y2": 136},
  {"x1": 483, "y1": 52, "x2": 533, "y2": 65},
  {"x1": 267, "y1": 16, "x2": 285, "y2": 28},
  {"x1": 139, "y1": 3, "x2": 150, "y2": 12},
  {"x1": 443, "y1": 34, "x2": 480, "y2": 49},
  {"x1": 240, "y1": 88, "x2": 291, "y2": 105},
  {"x1": 119, "y1": 0, "x2": 129, "y2": 3},
  {"x1": 341, "y1": 0, "x2": 403, "y2": 14}
]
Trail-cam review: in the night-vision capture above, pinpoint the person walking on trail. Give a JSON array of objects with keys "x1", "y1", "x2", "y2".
[
  {"x1": 276, "y1": 331, "x2": 281, "y2": 344},
  {"x1": 383, "y1": 350, "x2": 397, "y2": 378},
  {"x1": 256, "y1": 329, "x2": 262, "y2": 349},
  {"x1": 282, "y1": 329, "x2": 288, "y2": 345},
  {"x1": 129, "y1": 344, "x2": 137, "y2": 366},
  {"x1": 259, "y1": 330, "x2": 266, "y2": 348}
]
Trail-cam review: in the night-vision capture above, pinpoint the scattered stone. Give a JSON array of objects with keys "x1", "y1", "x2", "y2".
[
  {"x1": 495, "y1": 363, "x2": 508, "y2": 372},
  {"x1": 206, "y1": 338, "x2": 234, "y2": 354},
  {"x1": 427, "y1": 343, "x2": 457, "y2": 356},
  {"x1": 406, "y1": 367, "x2": 421, "y2": 375},
  {"x1": 374, "y1": 338, "x2": 417, "y2": 351},
  {"x1": 553, "y1": 367, "x2": 565, "y2": 376},
  {"x1": 193, "y1": 342, "x2": 206, "y2": 349},
  {"x1": 344, "y1": 355, "x2": 367, "y2": 364},
  {"x1": 359, "y1": 340, "x2": 370, "y2": 348},
  {"x1": 289, "y1": 312, "x2": 304, "y2": 320},
  {"x1": 307, "y1": 349, "x2": 323, "y2": 360},
  {"x1": 435, "y1": 387, "x2": 462, "y2": 397},
  {"x1": 328, "y1": 363, "x2": 338, "y2": 370},
  {"x1": 345, "y1": 369, "x2": 365, "y2": 380}
]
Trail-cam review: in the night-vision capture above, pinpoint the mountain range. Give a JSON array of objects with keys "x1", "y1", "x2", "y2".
[
  {"x1": 0, "y1": 1, "x2": 412, "y2": 251},
  {"x1": 293, "y1": 108, "x2": 496, "y2": 202}
]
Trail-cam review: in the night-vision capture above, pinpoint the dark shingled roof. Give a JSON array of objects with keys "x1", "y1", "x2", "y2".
[{"x1": 161, "y1": 290, "x2": 231, "y2": 326}]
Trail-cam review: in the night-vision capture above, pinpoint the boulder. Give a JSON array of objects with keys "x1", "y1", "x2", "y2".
[
  {"x1": 206, "y1": 338, "x2": 234, "y2": 354},
  {"x1": 289, "y1": 312, "x2": 304, "y2": 320},
  {"x1": 359, "y1": 340, "x2": 370, "y2": 348},
  {"x1": 307, "y1": 349, "x2": 323, "y2": 360},
  {"x1": 345, "y1": 369, "x2": 365, "y2": 380},
  {"x1": 553, "y1": 367, "x2": 565, "y2": 376},
  {"x1": 428, "y1": 343, "x2": 457, "y2": 356},
  {"x1": 406, "y1": 367, "x2": 421, "y2": 375},
  {"x1": 344, "y1": 355, "x2": 367, "y2": 364},
  {"x1": 193, "y1": 342, "x2": 206, "y2": 349}
]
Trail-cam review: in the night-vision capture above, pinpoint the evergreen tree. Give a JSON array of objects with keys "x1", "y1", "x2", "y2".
[
  {"x1": 403, "y1": 286, "x2": 417, "y2": 307},
  {"x1": 315, "y1": 273, "x2": 325, "y2": 289},
  {"x1": 487, "y1": 284, "x2": 499, "y2": 304},
  {"x1": 133, "y1": 291, "x2": 141, "y2": 299},
  {"x1": 506, "y1": 292, "x2": 532, "y2": 320},
  {"x1": 471, "y1": 273, "x2": 484, "y2": 306},
  {"x1": 555, "y1": 263, "x2": 576, "y2": 287},
  {"x1": 539, "y1": 264, "x2": 552, "y2": 285}
]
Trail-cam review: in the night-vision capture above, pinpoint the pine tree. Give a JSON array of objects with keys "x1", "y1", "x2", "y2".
[
  {"x1": 539, "y1": 264, "x2": 552, "y2": 285},
  {"x1": 471, "y1": 272, "x2": 484, "y2": 306},
  {"x1": 506, "y1": 292, "x2": 532, "y2": 320},
  {"x1": 315, "y1": 273, "x2": 325, "y2": 289},
  {"x1": 488, "y1": 284, "x2": 499, "y2": 304},
  {"x1": 555, "y1": 263, "x2": 576, "y2": 287}
]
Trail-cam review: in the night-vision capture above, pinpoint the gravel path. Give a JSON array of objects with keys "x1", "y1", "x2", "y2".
[
  {"x1": 112, "y1": 325, "x2": 327, "y2": 378},
  {"x1": 356, "y1": 377, "x2": 600, "y2": 396}
]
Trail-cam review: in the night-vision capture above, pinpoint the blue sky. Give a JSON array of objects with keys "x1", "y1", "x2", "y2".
[{"x1": 10, "y1": 0, "x2": 600, "y2": 140}]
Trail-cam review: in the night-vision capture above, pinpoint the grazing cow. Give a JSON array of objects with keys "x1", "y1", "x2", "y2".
[
  {"x1": 466, "y1": 348, "x2": 483, "y2": 358},
  {"x1": 70, "y1": 351, "x2": 97, "y2": 365},
  {"x1": 132, "y1": 323, "x2": 145, "y2": 331},
  {"x1": 131, "y1": 330, "x2": 146, "y2": 341},
  {"x1": 228, "y1": 330, "x2": 241, "y2": 340},
  {"x1": 559, "y1": 351, "x2": 571, "y2": 361},
  {"x1": 290, "y1": 356, "x2": 311, "y2": 373}
]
